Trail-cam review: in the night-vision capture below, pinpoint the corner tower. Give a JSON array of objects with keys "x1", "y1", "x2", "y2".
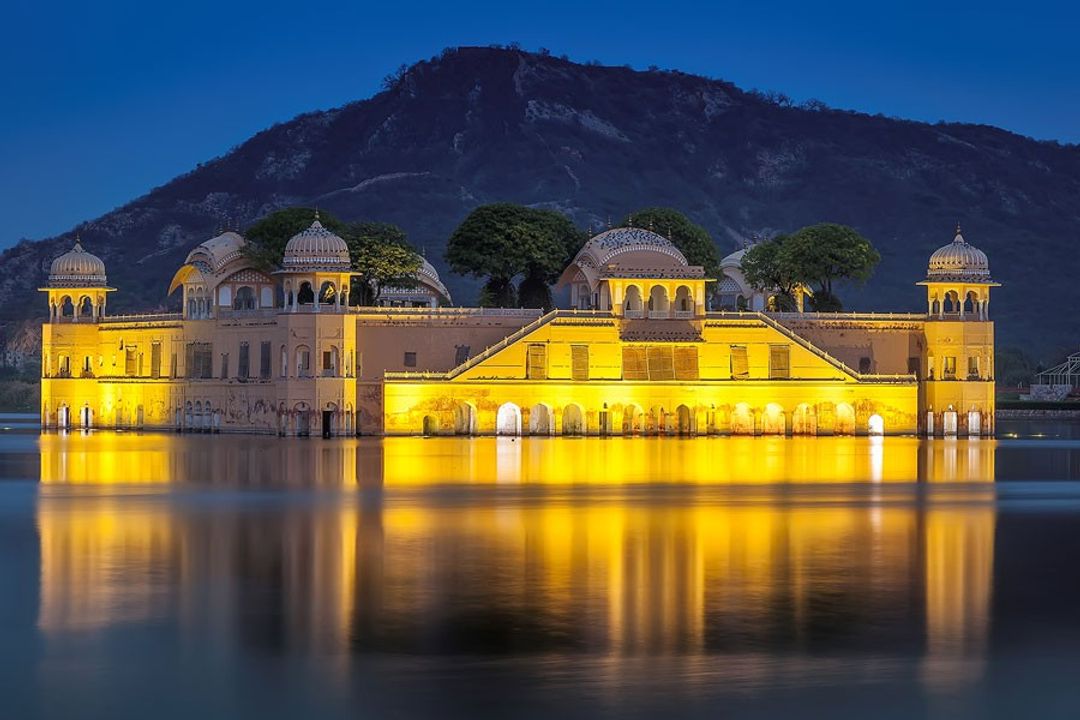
[{"x1": 917, "y1": 225, "x2": 998, "y2": 436}]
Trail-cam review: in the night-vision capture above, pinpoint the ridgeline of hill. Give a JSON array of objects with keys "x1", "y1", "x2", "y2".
[{"x1": 3, "y1": 45, "x2": 1078, "y2": 359}]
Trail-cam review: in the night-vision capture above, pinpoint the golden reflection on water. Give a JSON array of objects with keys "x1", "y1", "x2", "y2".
[{"x1": 36, "y1": 434, "x2": 997, "y2": 689}]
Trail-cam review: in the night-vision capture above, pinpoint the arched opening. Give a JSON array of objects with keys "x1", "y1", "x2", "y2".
[
  {"x1": 598, "y1": 404, "x2": 612, "y2": 435},
  {"x1": 454, "y1": 402, "x2": 477, "y2": 435},
  {"x1": 943, "y1": 290, "x2": 961, "y2": 314},
  {"x1": 295, "y1": 403, "x2": 311, "y2": 436},
  {"x1": 280, "y1": 345, "x2": 288, "y2": 377},
  {"x1": 78, "y1": 296, "x2": 94, "y2": 320},
  {"x1": 562, "y1": 404, "x2": 584, "y2": 436},
  {"x1": 322, "y1": 345, "x2": 339, "y2": 377},
  {"x1": 967, "y1": 410, "x2": 982, "y2": 436},
  {"x1": 647, "y1": 285, "x2": 669, "y2": 317},
  {"x1": 297, "y1": 282, "x2": 315, "y2": 307},
  {"x1": 868, "y1": 413, "x2": 885, "y2": 436},
  {"x1": 792, "y1": 403, "x2": 816, "y2": 435},
  {"x1": 422, "y1": 415, "x2": 439, "y2": 436},
  {"x1": 762, "y1": 403, "x2": 786, "y2": 435},
  {"x1": 319, "y1": 281, "x2": 337, "y2": 307},
  {"x1": 529, "y1": 403, "x2": 553, "y2": 435},
  {"x1": 260, "y1": 286, "x2": 273, "y2": 308},
  {"x1": 624, "y1": 285, "x2": 644, "y2": 317},
  {"x1": 623, "y1": 404, "x2": 643, "y2": 435},
  {"x1": 731, "y1": 403, "x2": 754, "y2": 435},
  {"x1": 59, "y1": 296, "x2": 75, "y2": 322},
  {"x1": 496, "y1": 402, "x2": 522, "y2": 436},
  {"x1": 930, "y1": 298, "x2": 940, "y2": 315},
  {"x1": 233, "y1": 286, "x2": 256, "y2": 310},
  {"x1": 58, "y1": 404, "x2": 70, "y2": 430},
  {"x1": 943, "y1": 408, "x2": 959, "y2": 436},
  {"x1": 676, "y1": 404, "x2": 693, "y2": 435},
  {"x1": 836, "y1": 403, "x2": 856, "y2": 435},
  {"x1": 80, "y1": 405, "x2": 92, "y2": 429},
  {"x1": 674, "y1": 285, "x2": 693, "y2": 314},
  {"x1": 963, "y1": 291, "x2": 977, "y2": 315},
  {"x1": 187, "y1": 298, "x2": 197, "y2": 318},
  {"x1": 295, "y1": 345, "x2": 311, "y2": 378}
]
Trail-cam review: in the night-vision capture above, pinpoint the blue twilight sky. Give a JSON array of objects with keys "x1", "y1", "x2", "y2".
[{"x1": 2, "y1": 0, "x2": 1078, "y2": 246}]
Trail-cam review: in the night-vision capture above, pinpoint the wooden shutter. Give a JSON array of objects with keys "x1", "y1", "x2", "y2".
[
  {"x1": 527, "y1": 343, "x2": 547, "y2": 380},
  {"x1": 769, "y1": 345, "x2": 790, "y2": 379},
  {"x1": 571, "y1": 345, "x2": 589, "y2": 381},
  {"x1": 150, "y1": 342, "x2": 162, "y2": 379},
  {"x1": 730, "y1": 345, "x2": 749, "y2": 380},
  {"x1": 673, "y1": 346, "x2": 699, "y2": 380},
  {"x1": 622, "y1": 346, "x2": 648, "y2": 380},
  {"x1": 647, "y1": 346, "x2": 674, "y2": 380}
]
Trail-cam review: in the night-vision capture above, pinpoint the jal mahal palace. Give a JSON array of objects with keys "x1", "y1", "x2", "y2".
[{"x1": 39, "y1": 219, "x2": 998, "y2": 438}]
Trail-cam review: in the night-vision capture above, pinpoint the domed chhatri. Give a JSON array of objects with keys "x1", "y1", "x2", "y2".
[
  {"x1": 48, "y1": 239, "x2": 108, "y2": 288},
  {"x1": 926, "y1": 225, "x2": 991, "y2": 281},
  {"x1": 281, "y1": 217, "x2": 351, "y2": 272}
]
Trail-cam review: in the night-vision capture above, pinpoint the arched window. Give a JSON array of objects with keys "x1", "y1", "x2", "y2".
[
  {"x1": 496, "y1": 402, "x2": 522, "y2": 436},
  {"x1": 78, "y1": 296, "x2": 94, "y2": 319},
  {"x1": 319, "y1": 281, "x2": 337, "y2": 306},
  {"x1": 295, "y1": 345, "x2": 311, "y2": 377},
  {"x1": 624, "y1": 285, "x2": 643, "y2": 316},
  {"x1": 59, "y1": 296, "x2": 75, "y2": 321},
  {"x1": 674, "y1": 286, "x2": 693, "y2": 314},
  {"x1": 234, "y1": 286, "x2": 256, "y2": 310},
  {"x1": 297, "y1": 282, "x2": 315, "y2": 306},
  {"x1": 964, "y1": 291, "x2": 977, "y2": 315},
  {"x1": 648, "y1": 285, "x2": 669, "y2": 315}
]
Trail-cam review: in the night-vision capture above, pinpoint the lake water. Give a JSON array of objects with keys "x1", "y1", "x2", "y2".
[{"x1": 2, "y1": 416, "x2": 1080, "y2": 719}]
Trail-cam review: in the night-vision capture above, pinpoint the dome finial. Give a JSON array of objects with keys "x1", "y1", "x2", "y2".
[
  {"x1": 314, "y1": 207, "x2": 320, "y2": 222},
  {"x1": 954, "y1": 222, "x2": 965, "y2": 243}
]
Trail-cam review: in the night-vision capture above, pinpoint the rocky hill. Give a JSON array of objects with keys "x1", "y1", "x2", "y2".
[{"x1": 4, "y1": 46, "x2": 1079, "y2": 356}]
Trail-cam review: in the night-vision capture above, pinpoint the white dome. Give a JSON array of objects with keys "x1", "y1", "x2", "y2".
[
  {"x1": 720, "y1": 247, "x2": 746, "y2": 268},
  {"x1": 49, "y1": 240, "x2": 107, "y2": 287},
  {"x1": 281, "y1": 218, "x2": 351, "y2": 271},
  {"x1": 417, "y1": 257, "x2": 452, "y2": 303},
  {"x1": 927, "y1": 227, "x2": 991, "y2": 281}
]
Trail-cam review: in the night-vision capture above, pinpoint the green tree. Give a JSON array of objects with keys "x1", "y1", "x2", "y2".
[
  {"x1": 781, "y1": 223, "x2": 880, "y2": 300},
  {"x1": 627, "y1": 207, "x2": 720, "y2": 278},
  {"x1": 739, "y1": 223, "x2": 879, "y2": 312},
  {"x1": 446, "y1": 204, "x2": 585, "y2": 309},
  {"x1": 345, "y1": 222, "x2": 423, "y2": 305},
  {"x1": 739, "y1": 235, "x2": 803, "y2": 311},
  {"x1": 243, "y1": 207, "x2": 348, "y2": 271}
]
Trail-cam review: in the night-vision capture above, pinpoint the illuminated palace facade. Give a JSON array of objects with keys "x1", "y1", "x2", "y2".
[{"x1": 40, "y1": 220, "x2": 997, "y2": 437}]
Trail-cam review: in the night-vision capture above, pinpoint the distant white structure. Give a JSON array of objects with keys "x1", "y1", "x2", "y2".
[{"x1": 377, "y1": 258, "x2": 452, "y2": 308}]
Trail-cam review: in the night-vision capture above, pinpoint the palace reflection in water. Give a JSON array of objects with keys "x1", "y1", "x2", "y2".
[{"x1": 35, "y1": 434, "x2": 996, "y2": 703}]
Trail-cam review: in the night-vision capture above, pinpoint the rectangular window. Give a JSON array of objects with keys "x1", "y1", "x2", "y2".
[
  {"x1": 238, "y1": 342, "x2": 250, "y2": 379},
  {"x1": 125, "y1": 347, "x2": 137, "y2": 376},
  {"x1": 968, "y1": 356, "x2": 980, "y2": 380},
  {"x1": 647, "y1": 346, "x2": 674, "y2": 380},
  {"x1": 220, "y1": 353, "x2": 229, "y2": 379},
  {"x1": 297, "y1": 348, "x2": 311, "y2": 377},
  {"x1": 571, "y1": 345, "x2": 589, "y2": 381},
  {"x1": 195, "y1": 343, "x2": 213, "y2": 378},
  {"x1": 943, "y1": 356, "x2": 957, "y2": 380},
  {"x1": 730, "y1": 345, "x2": 749, "y2": 380},
  {"x1": 769, "y1": 345, "x2": 790, "y2": 379},
  {"x1": 907, "y1": 356, "x2": 921, "y2": 378},
  {"x1": 673, "y1": 346, "x2": 699, "y2": 380},
  {"x1": 622, "y1": 346, "x2": 648, "y2": 380},
  {"x1": 454, "y1": 345, "x2": 470, "y2": 366},
  {"x1": 526, "y1": 343, "x2": 547, "y2": 380},
  {"x1": 150, "y1": 342, "x2": 162, "y2": 379},
  {"x1": 259, "y1": 342, "x2": 271, "y2": 379},
  {"x1": 323, "y1": 350, "x2": 334, "y2": 376},
  {"x1": 403, "y1": 351, "x2": 417, "y2": 368}
]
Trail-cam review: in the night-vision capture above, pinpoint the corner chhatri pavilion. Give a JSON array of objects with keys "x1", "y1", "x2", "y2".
[{"x1": 40, "y1": 220, "x2": 996, "y2": 437}]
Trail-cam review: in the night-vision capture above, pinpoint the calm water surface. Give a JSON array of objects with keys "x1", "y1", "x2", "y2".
[{"x1": 2, "y1": 416, "x2": 1080, "y2": 719}]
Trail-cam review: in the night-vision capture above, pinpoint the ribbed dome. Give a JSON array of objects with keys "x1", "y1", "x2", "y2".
[
  {"x1": 927, "y1": 227, "x2": 991, "y2": 281},
  {"x1": 575, "y1": 227, "x2": 688, "y2": 267},
  {"x1": 281, "y1": 218, "x2": 351, "y2": 271},
  {"x1": 48, "y1": 240, "x2": 108, "y2": 287},
  {"x1": 418, "y1": 257, "x2": 452, "y2": 303}
]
